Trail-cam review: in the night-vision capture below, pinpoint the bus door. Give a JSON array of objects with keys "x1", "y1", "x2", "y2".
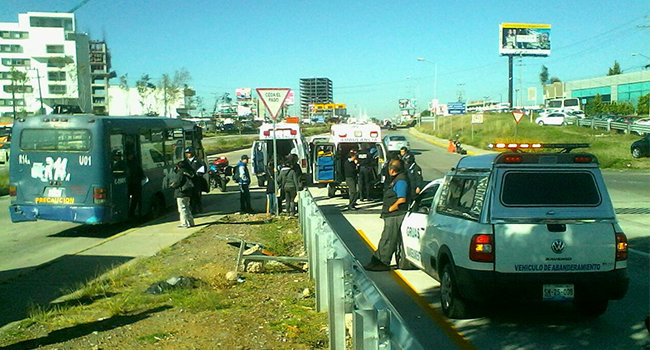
[
  {"x1": 312, "y1": 142, "x2": 335, "y2": 183},
  {"x1": 109, "y1": 133, "x2": 129, "y2": 221}
]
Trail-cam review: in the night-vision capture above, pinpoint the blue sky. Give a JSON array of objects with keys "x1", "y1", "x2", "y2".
[{"x1": 3, "y1": 0, "x2": 649, "y2": 117}]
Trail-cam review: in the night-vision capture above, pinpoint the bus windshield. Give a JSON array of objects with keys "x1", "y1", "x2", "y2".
[{"x1": 20, "y1": 129, "x2": 92, "y2": 151}]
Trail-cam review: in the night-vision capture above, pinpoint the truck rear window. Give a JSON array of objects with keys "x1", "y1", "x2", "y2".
[
  {"x1": 20, "y1": 129, "x2": 92, "y2": 151},
  {"x1": 501, "y1": 171, "x2": 600, "y2": 206}
]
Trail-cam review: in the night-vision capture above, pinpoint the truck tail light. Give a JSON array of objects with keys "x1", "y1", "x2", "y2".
[
  {"x1": 263, "y1": 130, "x2": 270, "y2": 136},
  {"x1": 290, "y1": 129, "x2": 297, "y2": 135},
  {"x1": 615, "y1": 232, "x2": 628, "y2": 261},
  {"x1": 9, "y1": 185, "x2": 16, "y2": 197},
  {"x1": 470, "y1": 234, "x2": 494, "y2": 262},
  {"x1": 573, "y1": 156, "x2": 592, "y2": 163},
  {"x1": 301, "y1": 159, "x2": 306, "y2": 168},
  {"x1": 93, "y1": 187, "x2": 107, "y2": 204},
  {"x1": 370, "y1": 131, "x2": 378, "y2": 138}
]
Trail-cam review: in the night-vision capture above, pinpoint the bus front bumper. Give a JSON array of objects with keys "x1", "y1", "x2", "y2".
[{"x1": 9, "y1": 204, "x2": 107, "y2": 224}]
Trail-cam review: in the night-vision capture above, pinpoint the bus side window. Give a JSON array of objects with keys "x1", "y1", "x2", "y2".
[
  {"x1": 110, "y1": 134, "x2": 126, "y2": 174},
  {"x1": 168, "y1": 128, "x2": 184, "y2": 163}
]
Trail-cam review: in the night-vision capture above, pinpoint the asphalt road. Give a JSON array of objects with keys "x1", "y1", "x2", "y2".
[{"x1": 315, "y1": 128, "x2": 650, "y2": 349}]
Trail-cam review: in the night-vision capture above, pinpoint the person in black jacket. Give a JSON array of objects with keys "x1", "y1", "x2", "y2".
[
  {"x1": 183, "y1": 147, "x2": 206, "y2": 214},
  {"x1": 404, "y1": 153, "x2": 423, "y2": 202},
  {"x1": 266, "y1": 159, "x2": 278, "y2": 215},
  {"x1": 357, "y1": 147, "x2": 374, "y2": 201},
  {"x1": 170, "y1": 161, "x2": 195, "y2": 228},
  {"x1": 343, "y1": 150, "x2": 359, "y2": 210},
  {"x1": 278, "y1": 157, "x2": 300, "y2": 216},
  {"x1": 364, "y1": 159, "x2": 409, "y2": 271}
]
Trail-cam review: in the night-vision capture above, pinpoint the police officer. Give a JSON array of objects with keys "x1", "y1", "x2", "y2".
[
  {"x1": 404, "y1": 153, "x2": 423, "y2": 202},
  {"x1": 343, "y1": 150, "x2": 359, "y2": 210},
  {"x1": 357, "y1": 147, "x2": 374, "y2": 201},
  {"x1": 183, "y1": 147, "x2": 206, "y2": 214},
  {"x1": 364, "y1": 159, "x2": 409, "y2": 271}
]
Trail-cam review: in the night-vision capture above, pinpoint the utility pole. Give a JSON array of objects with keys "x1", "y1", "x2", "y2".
[{"x1": 163, "y1": 79, "x2": 167, "y2": 117}]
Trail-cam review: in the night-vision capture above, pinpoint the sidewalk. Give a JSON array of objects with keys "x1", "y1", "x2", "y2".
[{"x1": 408, "y1": 127, "x2": 493, "y2": 156}]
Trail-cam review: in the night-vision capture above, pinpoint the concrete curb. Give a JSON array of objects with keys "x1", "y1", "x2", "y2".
[{"x1": 408, "y1": 128, "x2": 492, "y2": 156}]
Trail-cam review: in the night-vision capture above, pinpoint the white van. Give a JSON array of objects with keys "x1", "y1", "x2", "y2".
[
  {"x1": 313, "y1": 123, "x2": 388, "y2": 197},
  {"x1": 251, "y1": 122, "x2": 309, "y2": 186}
]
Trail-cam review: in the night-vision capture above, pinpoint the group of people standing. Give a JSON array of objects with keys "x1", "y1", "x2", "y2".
[{"x1": 265, "y1": 154, "x2": 303, "y2": 217}]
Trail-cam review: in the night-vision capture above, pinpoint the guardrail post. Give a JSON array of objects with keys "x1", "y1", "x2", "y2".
[
  {"x1": 327, "y1": 258, "x2": 346, "y2": 349},
  {"x1": 377, "y1": 309, "x2": 392, "y2": 349},
  {"x1": 315, "y1": 227, "x2": 331, "y2": 312},
  {"x1": 353, "y1": 309, "x2": 379, "y2": 350}
]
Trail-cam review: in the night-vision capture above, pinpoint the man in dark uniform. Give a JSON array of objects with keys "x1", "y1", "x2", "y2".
[
  {"x1": 183, "y1": 147, "x2": 206, "y2": 214},
  {"x1": 343, "y1": 151, "x2": 359, "y2": 210},
  {"x1": 357, "y1": 147, "x2": 374, "y2": 201},
  {"x1": 404, "y1": 153, "x2": 423, "y2": 202},
  {"x1": 364, "y1": 159, "x2": 409, "y2": 271}
]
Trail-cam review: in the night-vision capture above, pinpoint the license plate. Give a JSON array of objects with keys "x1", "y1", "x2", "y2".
[
  {"x1": 46, "y1": 187, "x2": 63, "y2": 198},
  {"x1": 543, "y1": 284, "x2": 574, "y2": 301}
]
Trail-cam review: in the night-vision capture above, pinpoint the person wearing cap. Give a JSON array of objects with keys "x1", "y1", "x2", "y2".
[
  {"x1": 183, "y1": 147, "x2": 206, "y2": 214},
  {"x1": 234, "y1": 154, "x2": 253, "y2": 214},
  {"x1": 170, "y1": 161, "x2": 195, "y2": 228}
]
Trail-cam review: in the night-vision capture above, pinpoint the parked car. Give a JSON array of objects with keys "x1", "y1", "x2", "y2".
[
  {"x1": 383, "y1": 135, "x2": 410, "y2": 152},
  {"x1": 535, "y1": 112, "x2": 570, "y2": 126},
  {"x1": 632, "y1": 118, "x2": 650, "y2": 136},
  {"x1": 631, "y1": 134, "x2": 650, "y2": 158}
]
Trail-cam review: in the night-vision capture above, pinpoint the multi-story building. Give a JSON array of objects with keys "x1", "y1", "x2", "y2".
[
  {"x1": 0, "y1": 12, "x2": 97, "y2": 117},
  {"x1": 300, "y1": 77, "x2": 333, "y2": 118},
  {"x1": 89, "y1": 40, "x2": 112, "y2": 115}
]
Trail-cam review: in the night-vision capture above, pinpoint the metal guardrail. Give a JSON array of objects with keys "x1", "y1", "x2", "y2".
[
  {"x1": 298, "y1": 190, "x2": 453, "y2": 350},
  {"x1": 577, "y1": 119, "x2": 650, "y2": 135}
]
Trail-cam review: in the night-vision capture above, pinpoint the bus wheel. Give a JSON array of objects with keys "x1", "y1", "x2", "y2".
[{"x1": 327, "y1": 185, "x2": 336, "y2": 198}]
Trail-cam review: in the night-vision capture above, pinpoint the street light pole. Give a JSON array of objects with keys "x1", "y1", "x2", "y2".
[{"x1": 417, "y1": 57, "x2": 438, "y2": 129}]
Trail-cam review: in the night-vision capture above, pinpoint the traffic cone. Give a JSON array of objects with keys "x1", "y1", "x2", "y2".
[{"x1": 448, "y1": 140, "x2": 456, "y2": 153}]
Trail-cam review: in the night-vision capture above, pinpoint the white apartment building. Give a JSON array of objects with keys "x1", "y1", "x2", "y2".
[{"x1": 0, "y1": 12, "x2": 92, "y2": 118}]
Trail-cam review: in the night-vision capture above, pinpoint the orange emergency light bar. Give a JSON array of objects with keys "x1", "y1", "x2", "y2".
[{"x1": 489, "y1": 142, "x2": 590, "y2": 153}]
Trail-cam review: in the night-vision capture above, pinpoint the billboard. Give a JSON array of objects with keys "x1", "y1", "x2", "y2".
[
  {"x1": 499, "y1": 23, "x2": 551, "y2": 56},
  {"x1": 236, "y1": 88, "x2": 251, "y2": 100}
]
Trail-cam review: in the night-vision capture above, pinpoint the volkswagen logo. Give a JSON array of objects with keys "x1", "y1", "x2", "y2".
[{"x1": 551, "y1": 240, "x2": 565, "y2": 254}]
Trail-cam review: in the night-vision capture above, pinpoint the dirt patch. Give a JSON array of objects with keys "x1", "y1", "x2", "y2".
[{"x1": 0, "y1": 214, "x2": 328, "y2": 349}]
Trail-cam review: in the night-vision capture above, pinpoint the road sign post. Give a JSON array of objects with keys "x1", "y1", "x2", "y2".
[
  {"x1": 512, "y1": 110, "x2": 525, "y2": 141},
  {"x1": 256, "y1": 88, "x2": 291, "y2": 216}
]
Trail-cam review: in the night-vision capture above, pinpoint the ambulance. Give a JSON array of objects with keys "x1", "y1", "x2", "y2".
[
  {"x1": 312, "y1": 123, "x2": 388, "y2": 197},
  {"x1": 251, "y1": 122, "x2": 310, "y2": 186}
]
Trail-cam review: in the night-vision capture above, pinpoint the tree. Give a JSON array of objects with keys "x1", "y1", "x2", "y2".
[
  {"x1": 607, "y1": 61, "x2": 621, "y2": 76},
  {"x1": 549, "y1": 77, "x2": 561, "y2": 83},
  {"x1": 637, "y1": 93, "x2": 649, "y2": 116},
  {"x1": 585, "y1": 94, "x2": 604, "y2": 116},
  {"x1": 158, "y1": 68, "x2": 191, "y2": 117},
  {"x1": 118, "y1": 74, "x2": 129, "y2": 90},
  {"x1": 136, "y1": 74, "x2": 155, "y2": 113},
  {"x1": 9, "y1": 66, "x2": 28, "y2": 118},
  {"x1": 539, "y1": 65, "x2": 549, "y2": 86}
]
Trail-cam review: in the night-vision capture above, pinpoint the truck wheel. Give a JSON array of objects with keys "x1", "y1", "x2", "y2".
[
  {"x1": 149, "y1": 194, "x2": 165, "y2": 220},
  {"x1": 574, "y1": 299, "x2": 608, "y2": 318},
  {"x1": 440, "y1": 264, "x2": 469, "y2": 319},
  {"x1": 327, "y1": 185, "x2": 336, "y2": 198}
]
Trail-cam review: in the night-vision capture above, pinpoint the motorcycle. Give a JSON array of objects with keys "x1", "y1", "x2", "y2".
[{"x1": 208, "y1": 156, "x2": 232, "y2": 192}]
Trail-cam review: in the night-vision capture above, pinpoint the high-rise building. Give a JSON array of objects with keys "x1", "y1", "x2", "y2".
[
  {"x1": 300, "y1": 77, "x2": 333, "y2": 118},
  {"x1": 0, "y1": 12, "x2": 103, "y2": 117},
  {"x1": 89, "y1": 40, "x2": 112, "y2": 115}
]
